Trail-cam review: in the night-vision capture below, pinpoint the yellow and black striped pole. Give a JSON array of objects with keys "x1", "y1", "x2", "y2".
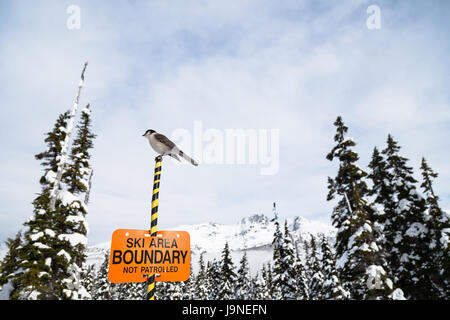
[{"x1": 146, "y1": 155, "x2": 162, "y2": 300}]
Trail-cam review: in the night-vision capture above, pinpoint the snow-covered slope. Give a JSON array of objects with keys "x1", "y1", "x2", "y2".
[{"x1": 86, "y1": 214, "x2": 335, "y2": 274}]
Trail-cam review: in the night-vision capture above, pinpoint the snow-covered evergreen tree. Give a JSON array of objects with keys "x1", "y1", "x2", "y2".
[
  {"x1": 235, "y1": 252, "x2": 253, "y2": 300},
  {"x1": 11, "y1": 111, "x2": 74, "y2": 299},
  {"x1": 0, "y1": 232, "x2": 23, "y2": 299},
  {"x1": 92, "y1": 251, "x2": 115, "y2": 300},
  {"x1": 293, "y1": 241, "x2": 309, "y2": 299},
  {"x1": 182, "y1": 259, "x2": 195, "y2": 299},
  {"x1": 253, "y1": 272, "x2": 270, "y2": 300},
  {"x1": 50, "y1": 103, "x2": 95, "y2": 299},
  {"x1": 261, "y1": 263, "x2": 273, "y2": 299},
  {"x1": 272, "y1": 221, "x2": 298, "y2": 299},
  {"x1": 194, "y1": 253, "x2": 210, "y2": 300},
  {"x1": 326, "y1": 116, "x2": 394, "y2": 299},
  {"x1": 63, "y1": 104, "x2": 95, "y2": 195},
  {"x1": 81, "y1": 263, "x2": 95, "y2": 299},
  {"x1": 34, "y1": 111, "x2": 71, "y2": 187},
  {"x1": 217, "y1": 242, "x2": 236, "y2": 300},
  {"x1": 419, "y1": 157, "x2": 450, "y2": 298},
  {"x1": 206, "y1": 259, "x2": 222, "y2": 300},
  {"x1": 3, "y1": 99, "x2": 95, "y2": 300},
  {"x1": 307, "y1": 235, "x2": 324, "y2": 299},
  {"x1": 115, "y1": 282, "x2": 142, "y2": 300},
  {"x1": 166, "y1": 282, "x2": 184, "y2": 300},
  {"x1": 319, "y1": 235, "x2": 348, "y2": 299},
  {"x1": 155, "y1": 281, "x2": 169, "y2": 300},
  {"x1": 380, "y1": 135, "x2": 432, "y2": 299},
  {"x1": 367, "y1": 147, "x2": 391, "y2": 270}
]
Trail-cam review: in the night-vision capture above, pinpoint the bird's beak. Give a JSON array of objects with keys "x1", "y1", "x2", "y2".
[{"x1": 142, "y1": 134, "x2": 146, "y2": 137}]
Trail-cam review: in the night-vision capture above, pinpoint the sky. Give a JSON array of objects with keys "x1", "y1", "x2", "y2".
[{"x1": 0, "y1": 0, "x2": 449, "y2": 246}]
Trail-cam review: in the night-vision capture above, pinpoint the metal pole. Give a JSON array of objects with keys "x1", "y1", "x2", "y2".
[{"x1": 146, "y1": 155, "x2": 162, "y2": 300}]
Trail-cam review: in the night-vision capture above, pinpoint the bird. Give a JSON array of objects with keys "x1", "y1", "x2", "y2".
[{"x1": 143, "y1": 129, "x2": 198, "y2": 166}]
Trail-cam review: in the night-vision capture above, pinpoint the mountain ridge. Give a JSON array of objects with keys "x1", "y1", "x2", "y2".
[{"x1": 86, "y1": 213, "x2": 335, "y2": 274}]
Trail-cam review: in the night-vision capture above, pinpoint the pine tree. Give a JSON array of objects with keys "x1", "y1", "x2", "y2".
[
  {"x1": 0, "y1": 232, "x2": 23, "y2": 299},
  {"x1": 420, "y1": 158, "x2": 450, "y2": 298},
  {"x1": 293, "y1": 241, "x2": 309, "y2": 299},
  {"x1": 63, "y1": 104, "x2": 95, "y2": 195},
  {"x1": 326, "y1": 117, "x2": 394, "y2": 299},
  {"x1": 155, "y1": 281, "x2": 169, "y2": 300},
  {"x1": 50, "y1": 104, "x2": 95, "y2": 299},
  {"x1": 319, "y1": 235, "x2": 348, "y2": 299},
  {"x1": 381, "y1": 135, "x2": 432, "y2": 299},
  {"x1": 261, "y1": 263, "x2": 273, "y2": 299},
  {"x1": 272, "y1": 221, "x2": 298, "y2": 299},
  {"x1": 235, "y1": 252, "x2": 253, "y2": 299},
  {"x1": 11, "y1": 111, "x2": 73, "y2": 299},
  {"x1": 217, "y1": 242, "x2": 236, "y2": 300},
  {"x1": 194, "y1": 253, "x2": 210, "y2": 300},
  {"x1": 182, "y1": 259, "x2": 195, "y2": 299},
  {"x1": 49, "y1": 62, "x2": 88, "y2": 211},
  {"x1": 307, "y1": 234, "x2": 324, "y2": 299},
  {"x1": 166, "y1": 282, "x2": 184, "y2": 300},
  {"x1": 93, "y1": 251, "x2": 114, "y2": 300},
  {"x1": 270, "y1": 221, "x2": 283, "y2": 300},
  {"x1": 367, "y1": 147, "x2": 391, "y2": 270},
  {"x1": 206, "y1": 259, "x2": 221, "y2": 300},
  {"x1": 34, "y1": 111, "x2": 71, "y2": 187},
  {"x1": 81, "y1": 263, "x2": 95, "y2": 299},
  {"x1": 253, "y1": 271, "x2": 270, "y2": 300},
  {"x1": 8, "y1": 104, "x2": 95, "y2": 299}
]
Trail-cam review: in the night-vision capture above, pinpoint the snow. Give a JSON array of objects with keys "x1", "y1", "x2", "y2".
[
  {"x1": 405, "y1": 222, "x2": 427, "y2": 238},
  {"x1": 363, "y1": 223, "x2": 372, "y2": 233},
  {"x1": 0, "y1": 280, "x2": 14, "y2": 300},
  {"x1": 33, "y1": 242, "x2": 50, "y2": 249},
  {"x1": 342, "y1": 137, "x2": 354, "y2": 143},
  {"x1": 26, "y1": 290, "x2": 40, "y2": 300},
  {"x1": 45, "y1": 170, "x2": 57, "y2": 184},
  {"x1": 57, "y1": 249, "x2": 71, "y2": 262},
  {"x1": 58, "y1": 190, "x2": 80, "y2": 207},
  {"x1": 396, "y1": 199, "x2": 411, "y2": 213},
  {"x1": 66, "y1": 214, "x2": 85, "y2": 224},
  {"x1": 81, "y1": 107, "x2": 91, "y2": 115},
  {"x1": 370, "y1": 241, "x2": 379, "y2": 251},
  {"x1": 440, "y1": 228, "x2": 450, "y2": 246},
  {"x1": 44, "y1": 229, "x2": 56, "y2": 237},
  {"x1": 29, "y1": 232, "x2": 44, "y2": 241},
  {"x1": 385, "y1": 278, "x2": 393, "y2": 290},
  {"x1": 390, "y1": 288, "x2": 406, "y2": 300},
  {"x1": 57, "y1": 190, "x2": 88, "y2": 212},
  {"x1": 58, "y1": 233, "x2": 88, "y2": 247}
]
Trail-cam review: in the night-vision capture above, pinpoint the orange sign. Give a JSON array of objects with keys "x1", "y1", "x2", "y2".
[{"x1": 108, "y1": 229, "x2": 190, "y2": 283}]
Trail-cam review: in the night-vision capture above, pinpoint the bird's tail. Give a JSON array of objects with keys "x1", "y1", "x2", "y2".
[{"x1": 178, "y1": 149, "x2": 198, "y2": 166}]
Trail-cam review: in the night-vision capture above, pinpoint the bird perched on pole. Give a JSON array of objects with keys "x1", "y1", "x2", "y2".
[{"x1": 143, "y1": 129, "x2": 198, "y2": 166}]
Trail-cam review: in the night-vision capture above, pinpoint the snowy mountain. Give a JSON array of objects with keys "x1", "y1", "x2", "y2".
[{"x1": 86, "y1": 214, "x2": 336, "y2": 275}]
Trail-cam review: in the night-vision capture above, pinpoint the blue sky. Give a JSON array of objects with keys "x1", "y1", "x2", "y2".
[{"x1": 0, "y1": 0, "x2": 449, "y2": 245}]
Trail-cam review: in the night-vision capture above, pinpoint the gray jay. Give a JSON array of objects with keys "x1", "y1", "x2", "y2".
[{"x1": 143, "y1": 129, "x2": 198, "y2": 166}]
